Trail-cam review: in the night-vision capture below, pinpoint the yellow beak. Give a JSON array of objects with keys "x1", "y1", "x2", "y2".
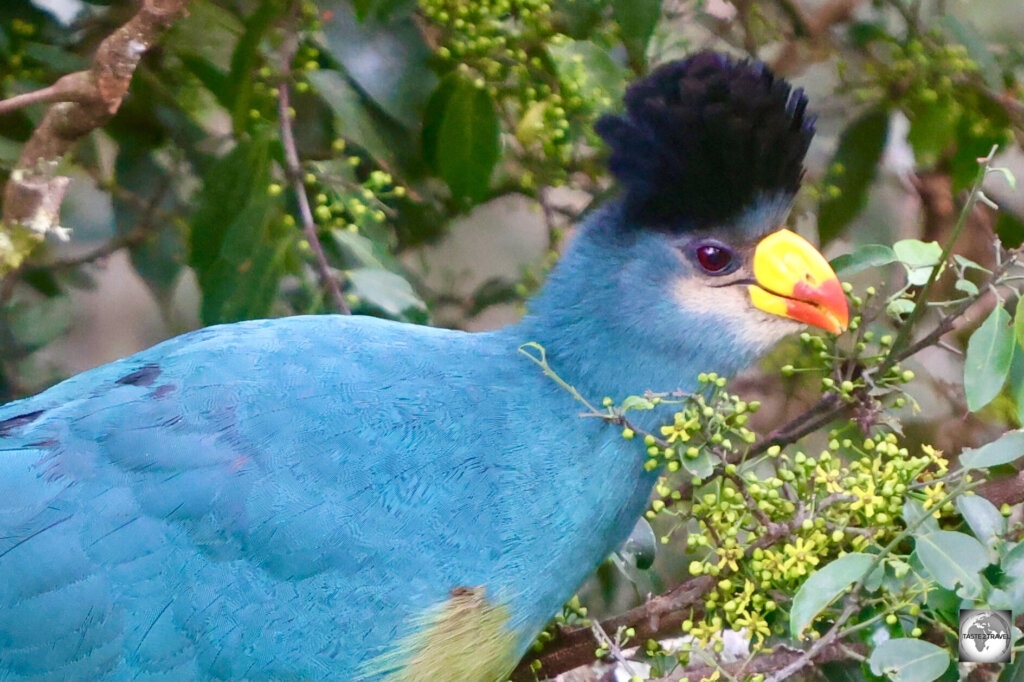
[{"x1": 747, "y1": 229, "x2": 849, "y2": 334}]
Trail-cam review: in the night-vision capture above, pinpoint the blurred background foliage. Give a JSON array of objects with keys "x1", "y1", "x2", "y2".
[{"x1": 1, "y1": 0, "x2": 1023, "y2": 678}]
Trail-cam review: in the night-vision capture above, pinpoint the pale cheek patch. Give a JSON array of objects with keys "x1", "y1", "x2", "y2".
[{"x1": 673, "y1": 276, "x2": 801, "y2": 354}]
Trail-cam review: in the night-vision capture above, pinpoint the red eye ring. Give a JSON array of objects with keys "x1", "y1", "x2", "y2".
[{"x1": 695, "y1": 243, "x2": 733, "y2": 274}]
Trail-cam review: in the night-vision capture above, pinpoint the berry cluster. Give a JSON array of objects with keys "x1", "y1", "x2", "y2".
[
  {"x1": 841, "y1": 32, "x2": 1015, "y2": 170},
  {"x1": 1, "y1": 19, "x2": 47, "y2": 86},
  {"x1": 419, "y1": 0, "x2": 620, "y2": 186},
  {"x1": 612, "y1": 352, "x2": 956, "y2": 664}
]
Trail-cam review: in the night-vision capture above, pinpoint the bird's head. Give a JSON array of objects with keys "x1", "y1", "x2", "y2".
[{"x1": 587, "y1": 52, "x2": 848, "y2": 361}]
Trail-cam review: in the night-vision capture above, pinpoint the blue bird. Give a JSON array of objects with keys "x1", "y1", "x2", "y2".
[{"x1": 0, "y1": 52, "x2": 848, "y2": 680}]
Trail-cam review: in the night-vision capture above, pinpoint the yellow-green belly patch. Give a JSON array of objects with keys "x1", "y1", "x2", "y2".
[{"x1": 363, "y1": 586, "x2": 518, "y2": 682}]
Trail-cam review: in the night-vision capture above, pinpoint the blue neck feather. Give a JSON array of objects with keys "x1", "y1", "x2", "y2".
[{"x1": 475, "y1": 202, "x2": 773, "y2": 651}]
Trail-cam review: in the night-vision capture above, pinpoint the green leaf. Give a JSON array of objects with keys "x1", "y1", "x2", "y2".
[
  {"x1": 422, "y1": 73, "x2": 458, "y2": 165},
  {"x1": 964, "y1": 305, "x2": 1014, "y2": 411},
  {"x1": 618, "y1": 517, "x2": 657, "y2": 570},
  {"x1": 1003, "y1": 539, "x2": 1024, "y2": 569},
  {"x1": 886, "y1": 298, "x2": 915, "y2": 319},
  {"x1": 954, "y1": 279, "x2": 978, "y2": 296},
  {"x1": 611, "y1": 0, "x2": 661, "y2": 69},
  {"x1": 320, "y1": 3, "x2": 437, "y2": 129},
  {"x1": 5, "y1": 293, "x2": 72, "y2": 351},
  {"x1": 990, "y1": 586, "x2": 1020, "y2": 612},
  {"x1": 332, "y1": 229, "x2": 387, "y2": 269},
  {"x1": 847, "y1": 21, "x2": 889, "y2": 47},
  {"x1": 308, "y1": 70, "x2": 396, "y2": 166},
  {"x1": 959, "y1": 430, "x2": 1024, "y2": 469},
  {"x1": 989, "y1": 166, "x2": 1017, "y2": 190},
  {"x1": 21, "y1": 41, "x2": 86, "y2": 72},
  {"x1": 864, "y1": 562, "x2": 885, "y2": 592},
  {"x1": 1011, "y1": 348, "x2": 1024, "y2": 427},
  {"x1": 190, "y1": 136, "x2": 271, "y2": 272},
  {"x1": 914, "y1": 531, "x2": 988, "y2": 598},
  {"x1": 817, "y1": 109, "x2": 889, "y2": 243},
  {"x1": 552, "y1": 0, "x2": 608, "y2": 39},
  {"x1": 998, "y1": 653, "x2": 1024, "y2": 682},
  {"x1": 678, "y1": 448, "x2": 714, "y2": 479},
  {"x1": 903, "y1": 499, "x2": 940, "y2": 535},
  {"x1": 905, "y1": 96, "x2": 959, "y2": 167},
  {"x1": 949, "y1": 97, "x2": 1010, "y2": 192},
  {"x1": 179, "y1": 54, "x2": 230, "y2": 108},
  {"x1": 347, "y1": 267, "x2": 425, "y2": 317},
  {"x1": 165, "y1": 0, "x2": 242, "y2": 71},
  {"x1": 893, "y1": 239, "x2": 942, "y2": 286},
  {"x1": 621, "y1": 395, "x2": 655, "y2": 412},
  {"x1": 953, "y1": 254, "x2": 988, "y2": 272},
  {"x1": 995, "y1": 211, "x2": 1024, "y2": 249},
  {"x1": 226, "y1": 0, "x2": 282, "y2": 136},
  {"x1": 351, "y1": 0, "x2": 414, "y2": 21},
  {"x1": 198, "y1": 208, "x2": 294, "y2": 323},
  {"x1": 830, "y1": 244, "x2": 896, "y2": 275},
  {"x1": 1001, "y1": 541, "x2": 1024, "y2": 610},
  {"x1": 1015, "y1": 295, "x2": 1024, "y2": 348},
  {"x1": 869, "y1": 638, "x2": 950, "y2": 682},
  {"x1": 548, "y1": 39, "x2": 627, "y2": 105},
  {"x1": 188, "y1": 135, "x2": 290, "y2": 324},
  {"x1": 352, "y1": 0, "x2": 373, "y2": 19},
  {"x1": 790, "y1": 552, "x2": 874, "y2": 639},
  {"x1": 422, "y1": 75, "x2": 500, "y2": 202},
  {"x1": 0, "y1": 137, "x2": 22, "y2": 166},
  {"x1": 957, "y1": 495, "x2": 1005, "y2": 547}
]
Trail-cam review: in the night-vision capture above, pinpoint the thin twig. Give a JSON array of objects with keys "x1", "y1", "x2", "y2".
[
  {"x1": 25, "y1": 228, "x2": 150, "y2": 271},
  {"x1": 0, "y1": 72, "x2": 94, "y2": 116},
  {"x1": 883, "y1": 148, "x2": 999, "y2": 369},
  {"x1": 590, "y1": 621, "x2": 637, "y2": 677},
  {"x1": 665, "y1": 641, "x2": 866, "y2": 682},
  {"x1": 276, "y1": 6, "x2": 349, "y2": 315}
]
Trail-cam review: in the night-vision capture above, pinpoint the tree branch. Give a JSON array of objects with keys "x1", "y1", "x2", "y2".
[
  {"x1": 276, "y1": 5, "x2": 349, "y2": 314},
  {"x1": 0, "y1": 72, "x2": 95, "y2": 116},
  {"x1": 511, "y1": 496, "x2": 851, "y2": 681},
  {"x1": 1, "y1": 0, "x2": 193, "y2": 270},
  {"x1": 674, "y1": 641, "x2": 866, "y2": 682},
  {"x1": 772, "y1": 0, "x2": 867, "y2": 74},
  {"x1": 510, "y1": 576, "x2": 714, "y2": 682},
  {"x1": 25, "y1": 227, "x2": 150, "y2": 272}
]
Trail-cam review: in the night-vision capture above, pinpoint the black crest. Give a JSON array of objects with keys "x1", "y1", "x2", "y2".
[{"x1": 595, "y1": 51, "x2": 815, "y2": 228}]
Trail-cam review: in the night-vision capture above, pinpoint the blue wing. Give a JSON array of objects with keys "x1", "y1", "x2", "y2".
[{"x1": 0, "y1": 315, "x2": 536, "y2": 679}]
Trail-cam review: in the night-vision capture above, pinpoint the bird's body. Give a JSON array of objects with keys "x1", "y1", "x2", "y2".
[
  {"x1": 0, "y1": 211, "x2": 743, "y2": 680},
  {"x1": 0, "y1": 53, "x2": 848, "y2": 680}
]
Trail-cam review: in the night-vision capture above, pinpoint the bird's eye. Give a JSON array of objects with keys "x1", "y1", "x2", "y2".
[{"x1": 694, "y1": 243, "x2": 734, "y2": 274}]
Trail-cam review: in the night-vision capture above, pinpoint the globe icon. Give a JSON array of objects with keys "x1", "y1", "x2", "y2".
[{"x1": 959, "y1": 610, "x2": 1012, "y2": 663}]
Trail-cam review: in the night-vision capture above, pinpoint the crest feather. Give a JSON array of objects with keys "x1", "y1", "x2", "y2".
[{"x1": 595, "y1": 51, "x2": 815, "y2": 228}]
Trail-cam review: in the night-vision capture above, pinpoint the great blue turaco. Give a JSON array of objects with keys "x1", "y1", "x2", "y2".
[{"x1": 0, "y1": 51, "x2": 848, "y2": 680}]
